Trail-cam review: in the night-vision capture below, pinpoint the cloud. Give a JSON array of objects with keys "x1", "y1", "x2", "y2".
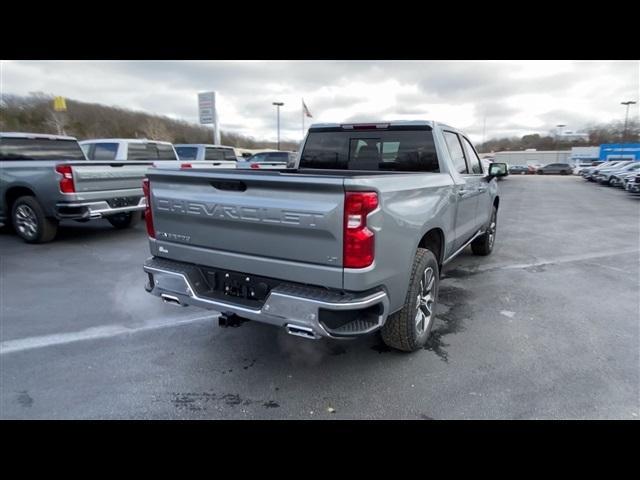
[{"x1": 1, "y1": 60, "x2": 638, "y2": 144}]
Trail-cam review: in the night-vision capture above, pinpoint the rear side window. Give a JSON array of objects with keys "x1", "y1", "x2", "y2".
[
  {"x1": 300, "y1": 129, "x2": 439, "y2": 172},
  {"x1": 0, "y1": 137, "x2": 86, "y2": 161},
  {"x1": 205, "y1": 148, "x2": 237, "y2": 161},
  {"x1": 127, "y1": 143, "x2": 177, "y2": 160},
  {"x1": 127, "y1": 144, "x2": 154, "y2": 160},
  {"x1": 176, "y1": 146, "x2": 198, "y2": 160},
  {"x1": 92, "y1": 143, "x2": 118, "y2": 160},
  {"x1": 443, "y1": 131, "x2": 468, "y2": 174}
]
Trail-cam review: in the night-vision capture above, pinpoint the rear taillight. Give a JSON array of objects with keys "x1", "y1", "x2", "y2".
[
  {"x1": 142, "y1": 178, "x2": 155, "y2": 238},
  {"x1": 343, "y1": 191, "x2": 378, "y2": 268},
  {"x1": 250, "y1": 163, "x2": 261, "y2": 169},
  {"x1": 180, "y1": 163, "x2": 192, "y2": 169},
  {"x1": 55, "y1": 164, "x2": 75, "y2": 193}
]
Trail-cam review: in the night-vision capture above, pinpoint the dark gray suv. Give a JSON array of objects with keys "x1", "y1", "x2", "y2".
[{"x1": 537, "y1": 163, "x2": 573, "y2": 175}]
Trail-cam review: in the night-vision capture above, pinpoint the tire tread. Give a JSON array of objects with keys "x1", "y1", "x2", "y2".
[{"x1": 381, "y1": 248, "x2": 438, "y2": 352}]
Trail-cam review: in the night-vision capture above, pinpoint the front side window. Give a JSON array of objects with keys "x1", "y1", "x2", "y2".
[
  {"x1": 461, "y1": 137, "x2": 483, "y2": 174},
  {"x1": 443, "y1": 131, "x2": 468, "y2": 174},
  {"x1": 0, "y1": 137, "x2": 86, "y2": 161}
]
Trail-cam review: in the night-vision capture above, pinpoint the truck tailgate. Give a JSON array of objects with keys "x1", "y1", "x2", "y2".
[
  {"x1": 148, "y1": 170, "x2": 345, "y2": 269},
  {"x1": 70, "y1": 162, "x2": 152, "y2": 192}
]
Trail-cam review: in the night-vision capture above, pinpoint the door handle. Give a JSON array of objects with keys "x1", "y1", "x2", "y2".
[{"x1": 457, "y1": 189, "x2": 467, "y2": 196}]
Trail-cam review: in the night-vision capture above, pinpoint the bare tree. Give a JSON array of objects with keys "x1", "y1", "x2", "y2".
[{"x1": 142, "y1": 118, "x2": 172, "y2": 142}]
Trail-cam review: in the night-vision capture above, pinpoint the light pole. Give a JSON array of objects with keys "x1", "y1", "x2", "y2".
[
  {"x1": 273, "y1": 102, "x2": 284, "y2": 150},
  {"x1": 621, "y1": 101, "x2": 637, "y2": 143},
  {"x1": 555, "y1": 124, "x2": 566, "y2": 163}
]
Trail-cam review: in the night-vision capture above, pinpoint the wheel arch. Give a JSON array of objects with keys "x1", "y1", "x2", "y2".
[
  {"x1": 5, "y1": 185, "x2": 37, "y2": 214},
  {"x1": 418, "y1": 227, "x2": 445, "y2": 271}
]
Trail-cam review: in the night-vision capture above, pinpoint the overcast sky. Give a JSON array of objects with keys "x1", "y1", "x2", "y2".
[{"x1": 2, "y1": 60, "x2": 638, "y2": 144}]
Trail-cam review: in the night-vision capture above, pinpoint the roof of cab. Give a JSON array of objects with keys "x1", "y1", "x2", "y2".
[
  {"x1": 0, "y1": 132, "x2": 78, "y2": 141},
  {"x1": 79, "y1": 138, "x2": 174, "y2": 145},
  {"x1": 309, "y1": 120, "x2": 438, "y2": 129},
  {"x1": 174, "y1": 144, "x2": 237, "y2": 149}
]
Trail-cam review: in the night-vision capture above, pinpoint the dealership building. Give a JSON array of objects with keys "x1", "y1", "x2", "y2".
[
  {"x1": 490, "y1": 143, "x2": 640, "y2": 167},
  {"x1": 492, "y1": 149, "x2": 572, "y2": 166}
]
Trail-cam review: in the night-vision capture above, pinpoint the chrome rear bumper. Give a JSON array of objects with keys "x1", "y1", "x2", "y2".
[
  {"x1": 56, "y1": 197, "x2": 146, "y2": 219},
  {"x1": 143, "y1": 257, "x2": 389, "y2": 339}
]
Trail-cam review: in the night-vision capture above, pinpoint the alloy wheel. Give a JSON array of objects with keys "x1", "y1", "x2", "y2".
[
  {"x1": 415, "y1": 267, "x2": 435, "y2": 335},
  {"x1": 15, "y1": 204, "x2": 38, "y2": 239}
]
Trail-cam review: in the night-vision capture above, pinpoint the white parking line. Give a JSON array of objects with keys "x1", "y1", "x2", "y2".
[
  {"x1": 447, "y1": 249, "x2": 640, "y2": 277},
  {"x1": 498, "y1": 249, "x2": 640, "y2": 271},
  {"x1": 0, "y1": 313, "x2": 216, "y2": 355}
]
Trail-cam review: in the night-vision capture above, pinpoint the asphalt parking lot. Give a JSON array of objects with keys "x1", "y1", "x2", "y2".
[{"x1": 1, "y1": 175, "x2": 638, "y2": 419}]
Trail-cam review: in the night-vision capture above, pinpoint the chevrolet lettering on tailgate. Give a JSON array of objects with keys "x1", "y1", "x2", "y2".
[{"x1": 155, "y1": 198, "x2": 325, "y2": 227}]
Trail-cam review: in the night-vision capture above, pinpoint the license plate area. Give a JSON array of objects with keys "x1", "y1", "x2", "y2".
[
  {"x1": 107, "y1": 196, "x2": 140, "y2": 208},
  {"x1": 198, "y1": 267, "x2": 281, "y2": 307}
]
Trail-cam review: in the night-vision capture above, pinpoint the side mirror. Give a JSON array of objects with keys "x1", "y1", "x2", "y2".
[{"x1": 489, "y1": 162, "x2": 508, "y2": 177}]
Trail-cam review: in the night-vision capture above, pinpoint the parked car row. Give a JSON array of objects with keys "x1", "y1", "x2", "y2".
[
  {"x1": 79, "y1": 138, "x2": 297, "y2": 170},
  {"x1": 507, "y1": 163, "x2": 573, "y2": 175},
  {"x1": 578, "y1": 159, "x2": 640, "y2": 195},
  {"x1": 0, "y1": 132, "x2": 298, "y2": 243}
]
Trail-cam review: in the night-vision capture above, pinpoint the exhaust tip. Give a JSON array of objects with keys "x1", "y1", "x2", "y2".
[
  {"x1": 161, "y1": 294, "x2": 184, "y2": 306},
  {"x1": 285, "y1": 324, "x2": 318, "y2": 340}
]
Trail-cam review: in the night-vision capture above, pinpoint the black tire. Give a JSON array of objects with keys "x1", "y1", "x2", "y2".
[
  {"x1": 381, "y1": 248, "x2": 439, "y2": 352},
  {"x1": 11, "y1": 196, "x2": 58, "y2": 243},
  {"x1": 561, "y1": 170, "x2": 569, "y2": 175},
  {"x1": 471, "y1": 206, "x2": 497, "y2": 256},
  {"x1": 107, "y1": 211, "x2": 142, "y2": 229}
]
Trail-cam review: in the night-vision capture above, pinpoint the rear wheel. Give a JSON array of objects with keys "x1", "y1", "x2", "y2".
[
  {"x1": 471, "y1": 206, "x2": 497, "y2": 256},
  {"x1": 107, "y1": 211, "x2": 142, "y2": 229},
  {"x1": 381, "y1": 248, "x2": 439, "y2": 352},
  {"x1": 11, "y1": 196, "x2": 58, "y2": 243}
]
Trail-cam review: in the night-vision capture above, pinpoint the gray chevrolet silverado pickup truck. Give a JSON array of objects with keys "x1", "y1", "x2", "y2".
[
  {"x1": 143, "y1": 121, "x2": 507, "y2": 351},
  {"x1": 1, "y1": 132, "x2": 152, "y2": 243}
]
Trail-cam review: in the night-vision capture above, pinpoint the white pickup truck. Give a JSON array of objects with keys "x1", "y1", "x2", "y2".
[{"x1": 174, "y1": 144, "x2": 239, "y2": 169}]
